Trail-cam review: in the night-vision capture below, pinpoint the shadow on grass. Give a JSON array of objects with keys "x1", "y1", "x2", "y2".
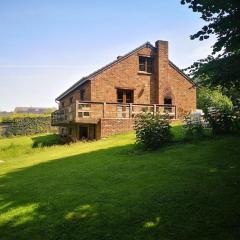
[
  {"x1": 0, "y1": 137, "x2": 240, "y2": 240},
  {"x1": 32, "y1": 134, "x2": 63, "y2": 148}
]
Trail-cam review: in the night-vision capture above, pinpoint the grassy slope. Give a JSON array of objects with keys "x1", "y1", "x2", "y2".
[{"x1": 0, "y1": 131, "x2": 240, "y2": 240}]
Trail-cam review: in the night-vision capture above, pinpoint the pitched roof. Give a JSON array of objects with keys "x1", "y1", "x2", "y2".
[{"x1": 56, "y1": 41, "x2": 194, "y2": 101}]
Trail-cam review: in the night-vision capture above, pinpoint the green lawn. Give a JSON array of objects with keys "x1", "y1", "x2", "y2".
[{"x1": 0, "y1": 129, "x2": 240, "y2": 240}]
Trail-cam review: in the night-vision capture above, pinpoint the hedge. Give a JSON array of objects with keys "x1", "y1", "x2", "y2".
[{"x1": 0, "y1": 116, "x2": 57, "y2": 137}]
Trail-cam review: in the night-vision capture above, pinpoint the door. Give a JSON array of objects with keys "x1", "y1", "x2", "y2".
[
  {"x1": 117, "y1": 89, "x2": 133, "y2": 118},
  {"x1": 79, "y1": 126, "x2": 88, "y2": 140}
]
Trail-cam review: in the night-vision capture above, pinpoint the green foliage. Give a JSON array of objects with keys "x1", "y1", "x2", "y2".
[
  {"x1": 134, "y1": 113, "x2": 172, "y2": 149},
  {"x1": 2, "y1": 113, "x2": 51, "y2": 122},
  {"x1": 183, "y1": 114, "x2": 205, "y2": 140},
  {"x1": 205, "y1": 107, "x2": 240, "y2": 135},
  {"x1": 197, "y1": 87, "x2": 233, "y2": 112},
  {"x1": 181, "y1": 0, "x2": 240, "y2": 100},
  {"x1": 32, "y1": 134, "x2": 63, "y2": 148},
  {"x1": 180, "y1": 0, "x2": 240, "y2": 55},
  {"x1": 1, "y1": 116, "x2": 55, "y2": 137}
]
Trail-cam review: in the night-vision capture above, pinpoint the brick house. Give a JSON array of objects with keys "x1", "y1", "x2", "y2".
[{"x1": 52, "y1": 40, "x2": 196, "y2": 140}]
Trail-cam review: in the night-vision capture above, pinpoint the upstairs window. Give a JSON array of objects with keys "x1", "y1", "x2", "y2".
[
  {"x1": 139, "y1": 56, "x2": 153, "y2": 73},
  {"x1": 80, "y1": 89, "x2": 86, "y2": 101},
  {"x1": 61, "y1": 101, "x2": 65, "y2": 108},
  {"x1": 69, "y1": 96, "x2": 73, "y2": 104}
]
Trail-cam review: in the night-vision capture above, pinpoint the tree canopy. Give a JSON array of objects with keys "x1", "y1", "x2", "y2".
[{"x1": 181, "y1": 0, "x2": 240, "y2": 101}]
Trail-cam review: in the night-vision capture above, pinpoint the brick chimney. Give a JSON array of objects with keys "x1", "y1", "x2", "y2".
[{"x1": 155, "y1": 40, "x2": 169, "y2": 104}]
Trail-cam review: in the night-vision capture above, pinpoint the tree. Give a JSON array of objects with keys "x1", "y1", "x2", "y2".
[
  {"x1": 197, "y1": 87, "x2": 233, "y2": 112},
  {"x1": 181, "y1": 0, "x2": 240, "y2": 101}
]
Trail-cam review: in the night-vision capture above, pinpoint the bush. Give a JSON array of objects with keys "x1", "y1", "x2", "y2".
[
  {"x1": 183, "y1": 113, "x2": 205, "y2": 140},
  {"x1": 197, "y1": 87, "x2": 233, "y2": 112},
  {"x1": 134, "y1": 113, "x2": 172, "y2": 149},
  {"x1": 233, "y1": 106, "x2": 240, "y2": 132},
  {"x1": 205, "y1": 106, "x2": 240, "y2": 135},
  {"x1": 0, "y1": 116, "x2": 56, "y2": 137},
  {"x1": 32, "y1": 134, "x2": 63, "y2": 148}
]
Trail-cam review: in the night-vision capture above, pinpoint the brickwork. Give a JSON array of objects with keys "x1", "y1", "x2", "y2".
[
  {"x1": 59, "y1": 81, "x2": 91, "y2": 108},
  {"x1": 89, "y1": 40, "x2": 196, "y2": 117},
  {"x1": 55, "y1": 40, "x2": 197, "y2": 139},
  {"x1": 168, "y1": 64, "x2": 196, "y2": 117},
  {"x1": 90, "y1": 47, "x2": 157, "y2": 104},
  {"x1": 100, "y1": 118, "x2": 134, "y2": 138}
]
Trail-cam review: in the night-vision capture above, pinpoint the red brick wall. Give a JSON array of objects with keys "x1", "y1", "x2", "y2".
[
  {"x1": 56, "y1": 40, "x2": 197, "y2": 139},
  {"x1": 59, "y1": 81, "x2": 91, "y2": 108},
  {"x1": 167, "y1": 65, "x2": 196, "y2": 117},
  {"x1": 155, "y1": 40, "x2": 169, "y2": 104},
  {"x1": 90, "y1": 47, "x2": 157, "y2": 104},
  {"x1": 100, "y1": 118, "x2": 134, "y2": 138},
  {"x1": 90, "y1": 43, "x2": 196, "y2": 118},
  {"x1": 58, "y1": 42, "x2": 196, "y2": 117}
]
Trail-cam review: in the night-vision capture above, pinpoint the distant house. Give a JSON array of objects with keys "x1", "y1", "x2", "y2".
[
  {"x1": 52, "y1": 40, "x2": 196, "y2": 140},
  {"x1": 14, "y1": 107, "x2": 54, "y2": 114}
]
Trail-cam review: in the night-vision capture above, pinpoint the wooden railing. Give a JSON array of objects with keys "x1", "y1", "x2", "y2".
[{"x1": 51, "y1": 101, "x2": 176, "y2": 125}]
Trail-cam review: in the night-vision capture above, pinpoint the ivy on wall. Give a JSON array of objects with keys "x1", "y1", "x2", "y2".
[{"x1": 0, "y1": 116, "x2": 57, "y2": 137}]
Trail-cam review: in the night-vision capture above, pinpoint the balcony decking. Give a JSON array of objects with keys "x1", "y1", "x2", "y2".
[{"x1": 51, "y1": 101, "x2": 176, "y2": 126}]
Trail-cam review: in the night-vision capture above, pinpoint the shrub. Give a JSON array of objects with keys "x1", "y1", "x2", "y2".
[
  {"x1": 134, "y1": 113, "x2": 172, "y2": 149},
  {"x1": 232, "y1": 106, "x2": 240, "y2": 132},
  {"x1": 0, "y1": 116, "x2": 56, "y2": 137},
  {"x1": 205, "y1": 106, "x2": 240, "y2": 135},
  {"x1": 183, "y1": 113, "x2": 205, "y2": 140},
  {"x1": 197, "y1": 87, "x2": 233, "y2": 112},
  {"x1": 32, "y1": 134, "x2": 63, "y2": 148}
]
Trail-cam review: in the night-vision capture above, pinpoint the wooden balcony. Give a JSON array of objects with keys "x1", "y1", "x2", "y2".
[{"x1": 51, "y1": 101, "x2": 176, "y2": 126}]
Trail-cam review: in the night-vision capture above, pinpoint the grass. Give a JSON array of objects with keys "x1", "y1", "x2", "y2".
[{"x1": 0, "y1": 128, "x2": 240, "y2": 240}]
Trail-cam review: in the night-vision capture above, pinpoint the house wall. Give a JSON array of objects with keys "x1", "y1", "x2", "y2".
[
  {"x1": 167, "y1": 65, "x2": 196, "y2": 117},
  {"x1": 99, "y1": 118, "x2": 134, "y2": 138},
  {"x1": 90, "y1": 47, "x2": 157, "y2": 104},
  {"x1": 89, "y1": 43, "x2": 196, "y2": 118},
  {"x1": 56, "y1": 40, "x2": 197, "y2": 140},
  {"x1": 59, "y1": 81, "x2": 91, "y2": 109}
]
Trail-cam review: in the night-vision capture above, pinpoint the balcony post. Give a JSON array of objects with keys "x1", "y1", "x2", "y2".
[
  {"x1": 75, "y1": 100, "x2": 79, "y2": 121},
  {"x1": 129, "y1": 103, "x2": 132, "y2": 118},
  {"x1": 153, "y1": 104, "x2": 157, "y2": 115},
  {"x1": 103, "y1": 102, "x2": 106, "y2": 118}
]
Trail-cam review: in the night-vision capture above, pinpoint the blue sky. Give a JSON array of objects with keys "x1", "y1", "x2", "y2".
[{"x1": 0, "y1": 0, "x2": 214, "y2": 111}]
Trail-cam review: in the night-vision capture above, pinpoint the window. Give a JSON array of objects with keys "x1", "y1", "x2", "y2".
[
  {"x1": 61, "y1": 102, "x2": 65, "y2": 108},
  {"x1": 80, "y1": 89, "x2": 86, "y2": 101},
  {"x1": 126, "y1": 90, "x2": 133, "y2": 103},
  {"x1": 164, "y1": 97, "x2": 172, "y2": 112},
  {"x1": 139, "y1": 56, "x2": 153, "y2": 73},
  {"x1": 69, "y1": 96, "x2": 73, "y2": 104},
  {"x1": 139, "y1": 56, "x2": 146, "y2": 72},
  {"x1": 147, "y1": 58, "x2": 153, "y2": 73},
  {"x1": 117, "y1": 89, "x2": 133, "y2": 103},
  {"x1": 78, "y1": 112, "x2": 90, "y2": 118},
  {"x1": 117, "y1": 90, "x2": 124, "y2": 103}
]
